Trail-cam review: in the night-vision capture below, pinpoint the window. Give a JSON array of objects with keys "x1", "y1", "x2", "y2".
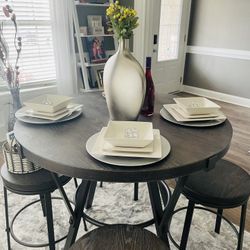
[
  {"x1": 157, "y1": 0, "x2": 183, "y2": 61},
  {"x1": 0, "y1": 0, "x2": 56, "y2": 89}
]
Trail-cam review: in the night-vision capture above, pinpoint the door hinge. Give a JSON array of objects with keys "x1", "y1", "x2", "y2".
[{"x1": 180, "y1": 76, "x2": 183, "y2": 83}]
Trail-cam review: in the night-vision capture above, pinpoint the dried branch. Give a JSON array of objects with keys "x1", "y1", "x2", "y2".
[{"x1": 0, "y1": 0, "x2": 22, "y2": 89}]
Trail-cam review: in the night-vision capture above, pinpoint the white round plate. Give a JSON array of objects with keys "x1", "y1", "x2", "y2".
[
  {"x1": 86, "y1": 132, "x2": 171, "y2": 167},
  {"x1": 160, "y1": 108, "x2": 226, "y2": 128},
  {"x1": 15, "y1": 109, "x2": 82, "y2": 125}
]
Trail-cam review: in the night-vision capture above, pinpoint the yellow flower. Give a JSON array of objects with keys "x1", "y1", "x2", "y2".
[{"x1": 106, "y1": 2, "x2": 138, "y2": 39}]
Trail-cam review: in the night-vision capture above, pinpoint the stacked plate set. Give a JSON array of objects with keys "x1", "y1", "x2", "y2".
[
  {"x1": 86, "y1": 121, "x2": 171, "y2": 167},
  {"x1": 160, "y1": 97, "x2": 227, "y2": 127},
  {"x1": 15, "y1": 94, "x2": 83, "y2": 124}
]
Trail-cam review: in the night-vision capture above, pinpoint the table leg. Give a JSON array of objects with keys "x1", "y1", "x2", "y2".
[
  {"x1": 50, "y1": 173, "x2": 75, "y2": 218},
  {"x1": 159, "y1": 176, "x2": 188, "y2": 239},
  {"x1": 64, "y1": 180, "x2": 91, "y2": 249},
  {"x1": 147, "y1": 182, "x2": 164, "y2": 236}
]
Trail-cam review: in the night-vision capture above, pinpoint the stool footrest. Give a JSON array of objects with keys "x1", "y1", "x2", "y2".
[
  {"x1": 168, "y1": 205, "x2": 239, "y2": 249},
  {"x1": 9, "y1": 197, "x2": 74, "y2": 248}
]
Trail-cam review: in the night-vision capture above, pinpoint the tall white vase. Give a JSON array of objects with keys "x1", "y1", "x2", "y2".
[{"x1": 103, "y1": 38, "x2": 146, "y2": 121}]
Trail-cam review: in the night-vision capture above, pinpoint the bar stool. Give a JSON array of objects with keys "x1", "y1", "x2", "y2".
[
  {"x1": 1, "y1": 164, "x2": 72, "y2": 250},
  {"x1": 169, "y1": 159, "x2": 250, "y2": 250},
  {"x1": 70, "y1": 224, "x2": 169, "y2": 250}
]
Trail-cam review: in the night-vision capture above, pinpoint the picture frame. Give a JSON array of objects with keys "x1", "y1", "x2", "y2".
[
  {"x1": 85, "y1": 36, "x2": 107, "y2": 64},
  {"x1": 96, "y1": 68, "x2": 104, "y2": 88}
]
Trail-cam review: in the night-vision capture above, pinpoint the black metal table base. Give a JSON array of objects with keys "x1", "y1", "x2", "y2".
[
  {"x1": 51, "y1": 172, "x2": 188, "y2": 250},
  {"x1": 82, "y1": 181, "x2": 171, "y2": 230}
]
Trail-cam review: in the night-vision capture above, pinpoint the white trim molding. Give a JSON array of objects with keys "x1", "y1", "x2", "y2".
[
  {"x1": 182, "y1": 85, "x2": 250, "y2": 108},
  {"x1": 134, "y1": 0, "x2": 147, "y2": 66},
  {"x1": 187, "y1": 46, "x2": 250, "y2": 61}
]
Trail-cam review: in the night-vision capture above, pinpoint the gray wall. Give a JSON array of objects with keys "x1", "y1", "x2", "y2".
[{"x1": 184, "y1": 0, "x2": 250, "y2": 98}]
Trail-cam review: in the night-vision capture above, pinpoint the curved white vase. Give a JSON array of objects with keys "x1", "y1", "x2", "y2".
[{"x1": 103, "y1": 39, "x2": 146, "y2": 121}]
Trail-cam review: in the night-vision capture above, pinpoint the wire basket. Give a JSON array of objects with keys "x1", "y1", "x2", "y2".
[{"x1": 2, "y1": 138, "x2": 41, "y2": 174}]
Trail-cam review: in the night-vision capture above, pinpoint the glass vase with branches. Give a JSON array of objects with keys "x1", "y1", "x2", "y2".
[{"x1": 0, "y1": 0, "x2": 22, "y2": 131}]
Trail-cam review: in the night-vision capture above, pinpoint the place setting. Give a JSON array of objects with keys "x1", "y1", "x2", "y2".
[
  {"x1": 160, "y1": 97, "x2": 227, "y2": 127},
  {"x1": 15, "y1": 94, "x2": 83, "y2": 125},
  {"x1": 86, "y1": 121, "x2": 171, "y2": 167}
]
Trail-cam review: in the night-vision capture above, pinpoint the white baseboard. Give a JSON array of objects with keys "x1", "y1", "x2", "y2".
[
  {"x1": 187, "y1": 46, "x2": 250, "y2": 61},
  {"x1": 182, "y1": 85, "x2": 250, "y2": 108}
]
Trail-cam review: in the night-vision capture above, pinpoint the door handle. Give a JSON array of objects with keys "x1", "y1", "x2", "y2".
[{"x1": 153, "y1": 34, "x2": 158, "y2": 44}]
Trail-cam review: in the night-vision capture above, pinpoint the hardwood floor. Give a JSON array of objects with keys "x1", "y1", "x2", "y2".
[{"x1": 0, "y1": 93, "x2": 249, "y2": 233}]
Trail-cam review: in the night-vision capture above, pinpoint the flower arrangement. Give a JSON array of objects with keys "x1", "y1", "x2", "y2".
[
  {"x1": 0, "y1": 1, "x2": 22, "y2": 89},
  {"x1": 106, "y1": 1, "x2": 138, "y2": 39}
]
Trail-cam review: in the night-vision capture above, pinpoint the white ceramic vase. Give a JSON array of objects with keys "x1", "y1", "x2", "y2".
[{"x1": 103, "y1": 38, "x2": 146, "y2": 121}]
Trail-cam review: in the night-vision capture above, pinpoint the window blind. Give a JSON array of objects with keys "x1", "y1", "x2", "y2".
[{"x1": 0, "y1": 0, "x2": 56, "y2": 88}]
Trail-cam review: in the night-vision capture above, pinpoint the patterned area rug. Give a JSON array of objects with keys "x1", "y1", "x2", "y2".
[{"x1": 0, "y1": 179, "x2": 249, "y2": 250}]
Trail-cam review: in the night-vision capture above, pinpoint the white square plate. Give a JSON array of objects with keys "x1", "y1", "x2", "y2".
[
  {"x1": 173, "y1": 97, "x2": 221, "y2": 115},
  {"x1": 103, "y1": 140, "x2": 154, "y2": 153},
  {"x1": 164, "y1": 104, "x2": 226, "y2": 122},
  {"x1": 165, "y1": 104, "x2": 223, "y2": 119},
  {"x1": 104, "y1": 121, "x2": 154, "y2": 148},
  {"x1": 93, "y1": 128, "x2": 162, "y2": 158},
  {"x1": 16, "y1": 107, "x2": 69, "y2": 121},
  {"x1": 15, "y1": 103, "x2": 83, "y2": 121},
  {"x1": 24, "y1": 94, "x2": 72, "y2": 113}
]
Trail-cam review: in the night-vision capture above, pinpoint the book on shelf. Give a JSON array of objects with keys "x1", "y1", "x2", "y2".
[
  {"x1": 87, "y1": 15, "x2": 102, "y2": 28},
  {"x1": 95, "y1": 68, "x2": 104, "y2": 89},
  {"x1": 89, "y1": 26, "x2": 104, "y2": 35},
  {"x1": 87, "y1": 15, "x2": 104, "y2": 35},
  {"x1": 85, "y1": 36, "x2": 108, "y2": 64},
  {"x1": 79, "y1": 26, "x2": 88, "y2": 35}
]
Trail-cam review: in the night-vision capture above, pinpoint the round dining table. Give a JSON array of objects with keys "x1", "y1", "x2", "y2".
[{"x1": 14, "y1": 92, "x2": 233, "y2": 249}]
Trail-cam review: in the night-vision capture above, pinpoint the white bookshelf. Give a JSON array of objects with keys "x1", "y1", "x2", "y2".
[
  {"x1": 79, "y1": 33, "x2": 114, "y2": 38},
  {"x1": 75, "y1": 1, "x2": 110, "y2": 7},
  {"x1": 73, "y1": 0, "x2": 116, "y2": 91}
]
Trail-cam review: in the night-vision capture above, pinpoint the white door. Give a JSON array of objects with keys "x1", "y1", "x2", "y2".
[{"x1": 150, "y1": 0, "x2": 191, "y2": 93}]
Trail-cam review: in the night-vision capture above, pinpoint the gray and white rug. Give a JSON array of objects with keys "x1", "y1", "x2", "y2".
[{"x1": 0, "y1": 179, "x2": 249, "y2": 250}]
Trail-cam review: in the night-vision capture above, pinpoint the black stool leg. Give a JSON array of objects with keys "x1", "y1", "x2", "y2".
[
  {"x1": 85, "y1": 181, "x2": 97, "y2": 209},
  {"x1": 40, "y1": 194, "x2": 47, "y2": 217},
  {"x1": 237, "y1": 202, "x2": 247, "y2": 250},
  {"x1": 180, "y1": 200, "x2": 195, "y2": 250},
  {"x1": 134, "y1": 183, "x2": 139, "y2": 201},
  {"x1": 73, "y1": 178, "x2": 78, "y2": 188},
  {"x1": 44, "y1": 192, "x2": 55, "y2": 250},
  {"x1": 3, "y1": 187, "x2": 11, "y2": 250},
  {"x1": 100, "y1": 182, "x2": 103, "y2": 187},
  {"x1": 215, "y1": 208, "x2": 223, "y2": 234},
  {"x1": 158, "y1": 181, "x2": 169, "y2": 207}
]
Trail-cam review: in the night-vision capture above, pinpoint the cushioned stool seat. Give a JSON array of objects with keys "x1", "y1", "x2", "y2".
[
  {"x1": 70, "y1": 225, "x2": 169, "y2": 250},
  {"x1": 1, "y1": 164, "x2": 70, "y2": 194},
  {"x1": 183, "y1": 159, "x2": 250, "y2": 207},
  {"x1": 173, "y1": 159, "x2": 250, "y2": 250}
]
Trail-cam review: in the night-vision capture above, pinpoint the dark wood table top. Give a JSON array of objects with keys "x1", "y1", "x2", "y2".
[{"x1": 14, "y1": 92, "x2": 233, "y2": 182}]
